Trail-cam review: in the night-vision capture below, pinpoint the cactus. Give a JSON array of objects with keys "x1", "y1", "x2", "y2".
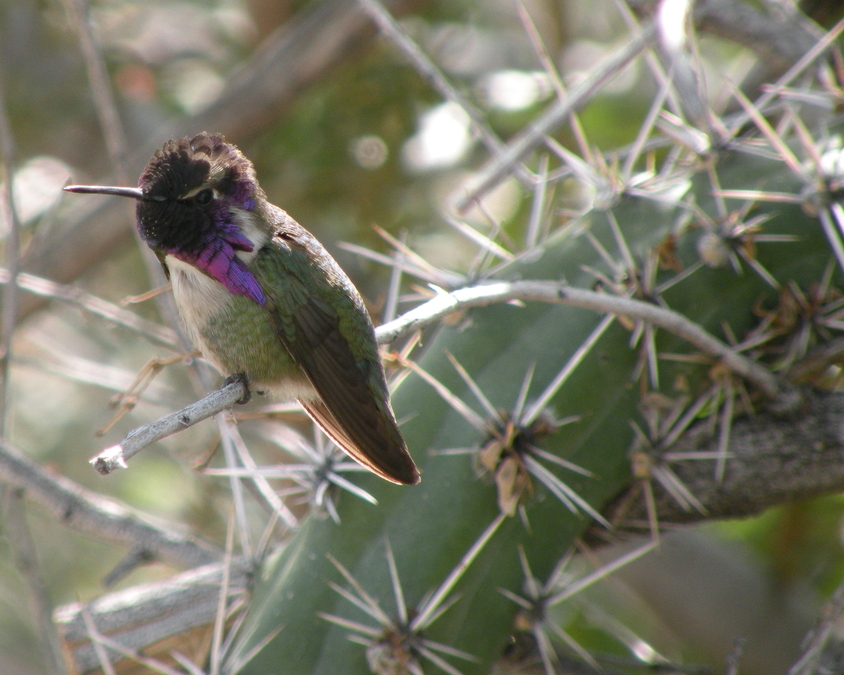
[
  {"x1": 217, "y1": 3, "x2": 844, "y2": 671},
  {"x1": 224, "y1": 74, "x2": 844, "y2": 675}
]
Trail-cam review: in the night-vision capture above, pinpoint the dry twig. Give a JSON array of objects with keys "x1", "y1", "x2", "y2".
[
  {"x1": 0, "y1": 440, "x2": 220, "y2": 568},
  {"x1": 94, "y1": 279, "x2": 789, "y2": 473}
]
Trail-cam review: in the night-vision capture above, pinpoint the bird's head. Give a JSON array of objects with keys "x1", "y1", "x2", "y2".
[
  {"x1": 65, "y1": 133, "x2": 267, "y2": 304},
  {"x1": 135, "y1": 133, "x2": 262, "y2": 253}
]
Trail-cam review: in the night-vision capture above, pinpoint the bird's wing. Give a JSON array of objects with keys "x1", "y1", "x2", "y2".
[{"x1": 254, "y1": 221, "x2": 419, "y2": 485}]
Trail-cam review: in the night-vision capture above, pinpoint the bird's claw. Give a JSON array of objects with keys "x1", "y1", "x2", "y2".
[{"x1": 222, "y1": 373, "x2": 251, "y2": 405}]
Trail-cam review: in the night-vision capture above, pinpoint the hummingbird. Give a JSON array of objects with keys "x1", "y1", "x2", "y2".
[{"x1": 65, "y1": 132, "x2": 420, "y2": 485}]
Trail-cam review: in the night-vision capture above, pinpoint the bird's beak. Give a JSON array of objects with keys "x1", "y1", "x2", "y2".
[{"x1": 63, "y1": 185, "x2": 164, "y2": 201}]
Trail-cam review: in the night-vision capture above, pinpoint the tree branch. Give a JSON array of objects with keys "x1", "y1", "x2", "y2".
[
  {"x1": 93, "y1": 279, "x2": 789, "y2": 473},
  {"x1": 54, "y1": 560, "x2": 250, "y2": 674},
  {"x1": 0, "y1": 441, "x2": 220, "y2": 568},
  {"x1": 0, "y1": 269, "x2": 179, "y2": 349},
  {"x1": 627, "y1": 0, "x2": 823, "y2": 73},
  {"x1": 0, "y1": 59, "x2": 69, "y2": 674},
  {"x1": 378, "y1": 281, "x2": 787, "y2": 399},
  {"x1": 603, "y1": 389, "x2": 844, "y2": 530},
  {"x1": 91, "y1": 380, "x2": 246, "y2": 475}
]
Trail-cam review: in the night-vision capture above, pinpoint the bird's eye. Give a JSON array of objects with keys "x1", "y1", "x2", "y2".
[{"x1": 194, "y1": 189, "x2": 214, "y2": 206}]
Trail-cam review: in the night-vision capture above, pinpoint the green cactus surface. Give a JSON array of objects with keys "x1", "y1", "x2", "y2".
[{"x1": 226, "y1": 142, "x2": 839, "y2": 674}]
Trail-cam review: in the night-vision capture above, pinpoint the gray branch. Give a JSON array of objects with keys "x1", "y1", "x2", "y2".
[
  {"x1": 97, "y1": 279, "x2": 790, "y2": 473},
  {"x1": 54, "y1": 560, "x2": 250, "y2": 674},
  {"x1": 90, "y1": 380, "x2": 246, "y2": 474},
  {"x1": 603, "y1": 389, "x2": 844, "y2": 529},
  {"x1": 377, "y1": 280, "x2": 787, "y2": 400},
  {"x1": 0, "y1": 441, "x2": 220, "y2": 568}
]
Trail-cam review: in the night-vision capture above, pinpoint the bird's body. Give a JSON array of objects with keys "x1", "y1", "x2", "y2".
[
  {"x1": 164, "y1": 227, "x2": 317, "y2": 402},
  {"x1": 66, "y1": 133, "x2": 419, "y2": 485}
]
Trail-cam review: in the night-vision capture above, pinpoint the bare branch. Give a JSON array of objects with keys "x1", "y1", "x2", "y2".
[
  {"x1": 0, "y1": 60, "x2": 68, "y2": 675},
  {"x1": 627, "y1": 0, "x2": 824, "y2": 74},
  {"x1": 377, "y1": 280, "x2": 786, "y2": 400},
  {"x1": 0, "y1": 441, "x2": 220, "y2": 568},
  {"x1": 90, "y1": 380, "x2": 247, "y2": 474},
  {"x1": 99, "y1": 279, "x2": 788, "y2": 474},
  {"x1": 0, "y1": 269, "x2": 179, "y2": 349},
  {"x1": 55, "y1": 560, "x2": 249, "y2": 675},
  {"x1": 603, "y1": 389, "x2": 844, "y2": 529},
  {"x1": 693, "y1": 0, "x2": 822, "y2": 73}
]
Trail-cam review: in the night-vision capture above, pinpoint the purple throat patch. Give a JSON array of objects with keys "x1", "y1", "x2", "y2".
[{"x1": 175, "y1": 231, "x2": 266, "y2": 305}]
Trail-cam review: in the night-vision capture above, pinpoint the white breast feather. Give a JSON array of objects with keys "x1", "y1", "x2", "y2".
[{"x1": 166, "y1": 255, "x2": 229, "y2": 370}]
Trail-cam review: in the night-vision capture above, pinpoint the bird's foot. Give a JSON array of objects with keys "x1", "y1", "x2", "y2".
[{"x1": 222, "y1": 373, "x2": 251, "y2": 404}]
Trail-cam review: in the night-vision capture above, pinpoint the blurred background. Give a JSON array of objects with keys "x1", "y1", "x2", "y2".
[{"x1": 1, "y1": 0, "x2": 844, "y2": 673}]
